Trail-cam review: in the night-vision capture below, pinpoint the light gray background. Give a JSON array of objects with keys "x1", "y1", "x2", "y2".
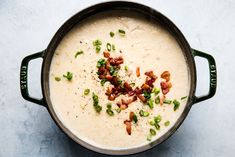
[{"x1": 0, "y1": 0, "x2": 234, "y2": 157}]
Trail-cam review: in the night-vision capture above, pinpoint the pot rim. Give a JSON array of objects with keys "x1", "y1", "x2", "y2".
[{"x1": 41, "y1": 1, "x2": 196, "y2": 155}]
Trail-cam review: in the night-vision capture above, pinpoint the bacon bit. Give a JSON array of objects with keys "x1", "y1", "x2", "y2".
[
  {"x1": 129, "y1": 112, "x2": 134, "y2": 121},
  {"x1": 136, "y1": 67, "x2": 140, "y2": 77},
  {"x1": 109, "y1": 56, "x2": 124, "y2": 66},
  {"x1": 145, "y1": 71, "x2": 157, "y2": 79},
  {"x1": 141, "y1": 83, "x2": 150, "y2": 90},
  {"x1": 124, "y1": 120, "x2": 132, "y2": 135},
  {"x1": 137, "y1": 94, "x2": 147, "y2": 103},
  {"x1": 161, "y1": 71, "x2": 170, "y2": 82},
  {"x1": 105, "y1": 61, "x2": 111, "y2": 70},
  {"x1": 160, "y1": 95, "x2": 165, "y2": 105},
  {"x1": 111, "y1": 76, "x2": 119, "y2": 87},
  {"x1": 160, "y1": 81, "x2": 172, "y2": 95},
  {"x1": 134, "y1": 87, "x2": 143, "y2": 94},
  {"x1": 128, "y1": 91, "x2": 135, "y2": 96},
  {"x1": 98, "y1": 67, "x2": 106, "y2": 75},
  {"x1": 103, "y1": 51, "x2": 110, "y2": 58},
  {"x1": 124, "y1": 82, "x2": 133, "y2": 91},
  {"x1": 117, "y1": 102, "x2": 128, "y2": 110},
  {"x1": 105, "y1": 74, "x2": 113, "y2": 81},
  {"x1": 121, "y1": 96, "x2": 137, "y2": 105},
  {"x1": 108, "y1": 94, "x2": 116, "y2": 101}
]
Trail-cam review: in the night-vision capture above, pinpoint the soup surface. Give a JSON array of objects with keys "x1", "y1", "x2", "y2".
[{"x1": 49, "y1": 11, "x2": 190, "y2": 149}]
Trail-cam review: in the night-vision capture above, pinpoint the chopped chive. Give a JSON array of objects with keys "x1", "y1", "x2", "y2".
[
  {"x1": 112, "y1": 44, "x2": 115, "y2": 51},
  {"x1": 181, "y1": 96, "x2": 187, "y2": 100},
  {"x1": 110, "y1": 66, "x2": 118, "y2": 76},
  {"x1": 164, "y1": 121, "x2": 170, "y2": 126},
  {"x1": 133, "y1": 113, "x2": 138, "y2": 123},
  {"x1": 96, "y1": 58, "x2": 106, "y2": 68},
  {"x1": 124, "y1": 65, "x2": 128, "y2": 71},
  {"x1": 63, "y1": 71, "x2": 73, "y2": 81},
  {"x1": 75, "y1": 50, "x2": 84, "y2": 58},
  {"x1": 173, "y1": 99, "x2": 180, "y2": 111},
  {"x1": 139, "y1": 110, "x2": 149, "y2": 117},
  {"x1": 150, "y1": 128, "x2": 156, "y2": 136},
  {"x1": 106, "y1": 103, "x2": 112, "y2": 109},
  {"x1": 148, "y1": 119, "x2": 155, "y2": 126},
  {"x1": 106, "y1": 43, "x2": 111, "y2": 51},
  {"x1": 92, "y1": 92, "x2": 102, "y2": 113},
  {"x1": 154, "y1": 123, "x2": 160, "y2": 130},
  {"x1": 106, "y1": 109, "x2": 114, "y2": 116},
  {"x1": 115, "y1": 108, "x2": 121, "y2": 113},
  {"x1": 93, "y1": 39, "x2": 102, "y2": 46},
  {"x1": 143, "y1": 90, "x2": 151, "y2": 100},
  {"x1": 100, "y1": 79, "x2": 107, "y2": 86},
  {"x1": 147, "y1": 99, "x2": 154, "y2": 109},
  {"x1": 96, "y1": 45, "x2": 101, "y2": 53},
  {"x1": 84, "y1": 89, "x2": 90, "y2": 95},
  {"x1": 130, "y1": 82, "x2": 135, "y2": 87},
  {"x1": 55, "y1": 77, "x2": 61, "y2": 81},
  {"x1": 117, "y1": 79, "x2": 123, "y2": 85},
  {"x1": 110, "y1": 31, "x2": 115, "y2": 37},
  {"x1": 147, "y1": 134, "x2": 152, "y2": 141},
  {"x1": 154, "y1": 115, "x2": 162, "y2": 124},
  {"x1": 163, "y1": 99, "x2": 172, "y2": 104},
  {"x1": 118, "y1": 29, "x2": 126, "y2": 36},
  {"x1": 152, "y1": 87, "x2": 160, "y2": 95},
  {"x1": 155, "y1": 96, "x2": 160, "y2": 104}
]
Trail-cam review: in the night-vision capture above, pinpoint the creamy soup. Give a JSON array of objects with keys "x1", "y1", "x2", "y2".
[{"x1": 49, "y1": 11, "x2": 190, "y2": 150}]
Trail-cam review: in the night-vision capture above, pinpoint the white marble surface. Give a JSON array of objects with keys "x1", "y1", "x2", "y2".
[{"x1": 0, "y1": 0, "x2": 234, "y2": 156}]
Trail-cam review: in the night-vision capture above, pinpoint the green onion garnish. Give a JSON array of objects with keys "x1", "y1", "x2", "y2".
[
  {"x1": 139, "y1": 110, "x2": 149, "y2": 117},
  {"x1": 148, "y1": 119, "x2": 155, "y2": 126},
  {"x1": 143, "y1": 90, "x2": 151, "y2": 100},
  {"x1": 92, "y1": 92, "x2": 102, "y2": 113},
  {"x1": 118, "y1": 29, "x2": 126, "y2": 36},
  {"x1": 152, "y1": 87, "x2": 160, "y2": 95},
  {"x1": 84, "y1": 89, "x2": 90, "y2": 95},
  {"x1": 107, "y1": 103, "x2": 112, "y2": 109},
  {"x1": 133, "y1": 113, "x2": 138, "y2": 123},
  {"x1": 75, "y1": 50, "x2": 84, "y2": 58},
  {"x1": 130, "y1": 82, "x2": 135, "y2": 87},
  {"x1": 154, "y1": 115, "x2": 162, "y2": 123},
  {"x1": 173, "y1": 99, "x2": 180, "y2": 111},
  {"x1": 112, "y1": 44, "x2": 115, "y2": 51},
  {"x1": 96, "y1": 45, "x2": 101, "y2": 53},
  {"x1": 155, "y1": 96, "x2": 160, "y2": 104},
  {"x1": 124, "y1": 65, "x2": 128, "y2": 71},
  {"x1": 147, "y1": 99, "x2": 154, "y2": 109},
  {"x1": 163, "y1": 99, "x2": 172, "y2": 104},
  {"x1": 55, "y1": 77, "x2": 61, "y2": 81},
  {"x1": 147, "y1": 134, "x2": 152, "y2": 141},
  {"x1": 154, "y1": 123, "x2": 160, "y2": 130},
  {"x1": 106, "y1": 109, "x2": 114, "y2": 116},
  {"x1": 181, "y1": 96, "x2": 187, "y2": 100},
  {"x1": 63, "y1": 71, "x2": 73, "y2": 81},
  {"x1": 115, "y1": 108, "x2": 121, "y2": 113},
  {"x1": 96, "y1": 58, "x2": 106, "y2": 68},
  {"x1": 100, "y1": 79, "x2": 107, "y2": 86},
  {"x1": 106, "y1": 43, "x2": 111, "y2": 51},
  {"x1": 110, "y1": 31, "x2": 115, "y2": 37},
  {"x1": 150, "y1": 128, "x2": 156, "y2": 136},
  {"x1": 93, "y1": 39, "x2": 102, "y2": 46},
  {"x1": 164, "y1": 121, "x2": 170, "y2": 126}
]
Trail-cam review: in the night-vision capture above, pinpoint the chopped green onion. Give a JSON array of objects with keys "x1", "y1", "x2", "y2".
[
  {"x1": 118, "y1": 29, "x2": 126, "y2": 36},
  {"x1": 106, "y1": 109, "x2": 114, "y2": 116},
  {"x1": 55, "y1": 77, "x2": 61, "y2": 81},
  {"x1": 124, "y1": 65, "x2": 128, "y2": 71},
  {"x1": 115, "y1": 108, "x2": 121, "y2": 113},
  {"x1": 139, "y1": 110, "x2": 149, "y2": 117},
  {"x1": 147, "y1": 99, "x2": 154, "y2": 109},
  {"x1": 92, "y1": 92, "x2": 102, "y2": 113},
  {"x1": 163, "y1": 99, "x2": 172, "y2": 104},
  {"x1": 133, "y1": 113, "x2": 138, "y2": 123},
  {"x1": 75, "y1": 50, "x2": 84, "y2": 58},
  {"x1": 117, "y1": 79, "x2": 123, "y2": 85},
  {"x1": 148, "y1": 119, "x2": 155, "y2": 126},
  {"x1": 154, "y1": 115, "x2": 162, "y2": 123},
  {"x1": 110, "y1": 31, "x2": 115, "y2": 37},
  {"x1": 109, "y1": 66, "x2": 118, "y2": 76},
  {"x1": 93, "y1": 39, "x2": 102, "y2": 46},
  {"x1": 107, "y1": 103, "x2": 112, "y2": 109},
  {"x1": 152, "y1": 88, "x2": 160, "y2": 95},
  {"x1": 155, "y1": 96, "x2": 160, "y2": 104},
  {"x1": 112, "y1": 44, "x2": 115, "y2": 51},
  {"x1": 143, "y1": 90, "x2": 151, "y2": 100},
  {"x1": 181, "y1": 96, "x2": 187, "y2": 100},
  {"x1": 100, "y1": 79, "x2": 107, "y2": 86},
  {"x1": 63, "y1": 71, "x2": 73, "y2": 81},
  {"x1": 96, "y1": 58, "x2": 106, "y2": 68},
  {"x1": 173, "y1": 99, "x2": 180, "y2": 111},
  {"x1": 147, "y1": 134, "x2": 152, "y2": 141},
  {"x1": 154, "y1": 123, "x2": 160, "y2": 130},
  {"x1": 164, "y1": 121, "x2": 170, "y2": 126},
  {"x1": 106, "y1": 43, "x2": 111, "y2": 51},
  {"x1": 84, "y1": 89, "x2": 90, "y2": 95},
  {"x1": 150, "y1": 128, "x2": 156, "y2": 136},
  {"x1": 130, "y1": 83, "x2": 135, "y2": 87},
  {"x1": 96, "y1": 45, "x2": 101, "y2": 53}
]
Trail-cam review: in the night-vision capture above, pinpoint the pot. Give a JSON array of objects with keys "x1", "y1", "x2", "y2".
[{"x1": 20, "y1": 1, "x2": 217, "y2": 155}]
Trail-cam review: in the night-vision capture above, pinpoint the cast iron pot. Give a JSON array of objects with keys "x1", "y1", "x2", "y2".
[{"x1": 20, "y1": 1, "x2": 217, "y2": 155}]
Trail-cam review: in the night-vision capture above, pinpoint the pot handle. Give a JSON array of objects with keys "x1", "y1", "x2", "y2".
[
  {"x1": 20, "y1": 51, "x2": 45, "y2": 107},
  {"x1": 192, "y1": 49, "x2": 217, "y2": 104}
]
